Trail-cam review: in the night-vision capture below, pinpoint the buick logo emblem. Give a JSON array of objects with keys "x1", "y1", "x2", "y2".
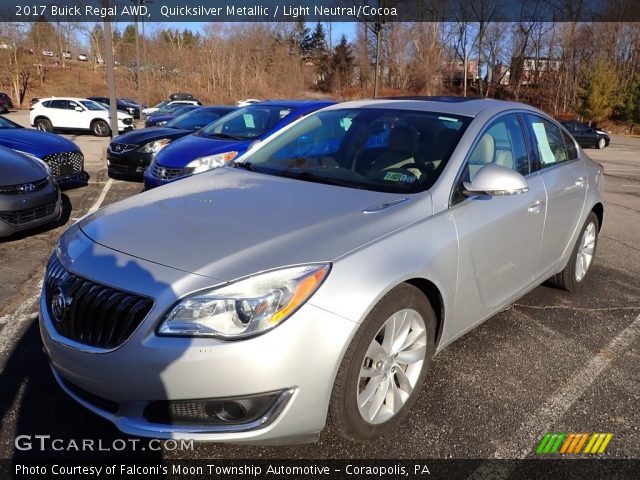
[
  {"x1": 157, "y1": 167, "x2": 167, "y2": 178},
  {"x1": 51, "y1": 286, "x2": 71, "y2": 323}
]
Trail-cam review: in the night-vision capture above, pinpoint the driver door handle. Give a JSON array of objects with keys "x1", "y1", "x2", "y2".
[
  {"x1": 528, "y1": 200, "x2": 544, "y2": 214},
  {"x1": 566, "y1": 177, "x2": 585, "y2": 191}
]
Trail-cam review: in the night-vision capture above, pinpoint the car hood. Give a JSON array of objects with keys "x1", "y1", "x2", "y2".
[
  {"x1": 78, "y1": 167, "x2": 431, "y2": 281},
  {"x1": 154, "y1": 133, "x2": 250, "y2": 168},
  {"x1": 0, "y1": 146, "x2": 49, "y2": 184},
  {"x1": 112, "y1": 127, "x2": 190, "y2": 145},
  {"x1": 0, "y1": 129, "x2": 79, "y2": 157}
]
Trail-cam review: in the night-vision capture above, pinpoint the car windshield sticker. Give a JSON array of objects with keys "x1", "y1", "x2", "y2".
[
  {"x1": 243, "y1": 114, "x2": 255, "y2": 128},
  {"x1": 532, "y1": 122, "x2": 556, "y2": 165},
  {"x1": 384, "y1": 171, "x2": 417, "y2": 183}
]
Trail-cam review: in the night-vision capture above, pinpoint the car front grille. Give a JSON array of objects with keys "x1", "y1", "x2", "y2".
[
  {"x1": 0, "y1": 200, "x2": 57, "y2": 225},
  {"x1": 44, "y1": 254, "x2": 154, "y2": 349},
  {"x1": 109, "y1": 142, "x2": 137, "y2": 154},
  {"x1": 0, "y1": 177, "x2": 49, "y2": 195},
  {"x1": 150, "y1": 162, "x2": 191, "y2": 180},
  {"x1": 42, "y1": 151, "x2": 84, "y2": 177}
]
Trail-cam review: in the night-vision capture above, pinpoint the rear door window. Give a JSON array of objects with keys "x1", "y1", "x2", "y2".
[{"x1": 525, "y1": 114, "x2": 569, "y2": 170}]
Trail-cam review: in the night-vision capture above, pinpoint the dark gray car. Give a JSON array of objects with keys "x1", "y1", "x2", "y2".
[{"x1": 0, "y1": 145, "x2": 62, "y2": 238}]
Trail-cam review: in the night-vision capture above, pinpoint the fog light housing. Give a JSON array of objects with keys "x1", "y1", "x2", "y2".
[{"x1": 143, "y1": 389, "x2": 293, "y2": 428}]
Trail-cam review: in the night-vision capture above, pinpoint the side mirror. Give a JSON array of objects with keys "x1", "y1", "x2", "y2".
[
  {"x1": 75, "y1": 106, "x2": 83, "y2": 112},
  {"x1": 463, "y1": 164, "x2": 529, "y2": 196}
]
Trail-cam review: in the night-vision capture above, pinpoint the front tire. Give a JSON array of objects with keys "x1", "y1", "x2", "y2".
[
  {"x1": 330, "y1": 284, "x2": 435, "y2": 441},
  {"x1": 597, "y1": 137, "x2": 606, "y2": 149},
  {"x1": 34, "y1": 118, "x2": 53, "y2": 132},
  {"x1": 91, "y1": 119, "x2": 110, "y2": 137},
  {"x1": 546, "y1": 211, "x2": 599, "y2": 292}
]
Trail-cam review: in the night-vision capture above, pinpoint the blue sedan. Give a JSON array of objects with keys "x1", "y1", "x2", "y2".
[
  {"x1": 143, "y1": 100, "x2": 335, "y2": 189},
  {"x1": 0, "y1": 115, "x2": 86, "y2": 185}
]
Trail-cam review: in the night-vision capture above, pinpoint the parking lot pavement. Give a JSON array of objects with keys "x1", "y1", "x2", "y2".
[{"x1": 0, "y1": 121, "x2": 638, "y2": 460}]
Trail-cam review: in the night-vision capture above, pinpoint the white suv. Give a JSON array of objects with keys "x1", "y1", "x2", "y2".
[{"x1": 30, "y1": 97, "x2": 134, "y2": 137}]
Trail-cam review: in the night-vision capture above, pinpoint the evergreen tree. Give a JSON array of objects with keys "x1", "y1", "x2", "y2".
[
  {"x1": 331, "y1": 34, "x2": 354, "y2": 92},
  {"x1": 112, "y1": 27, "x2": 122, "y2": 43},
  {"x1": 577, "y1": 59, "x2": 617, "y2": 123},
  {"x1": 29, "y1": 19, "x2": 57, "y2": 49},
  {"x1": 122, "y1": 24, "x2": 136, "y2": 44},
  {"x1": 293, "y1": 19, "x2": 311, "y2": 57},
  {"x1": 308, "y1": 22, "x2": 331, "y2": 90},
  {"x1": 617, "y1": 75, "x2": 640, "y2": 134}
]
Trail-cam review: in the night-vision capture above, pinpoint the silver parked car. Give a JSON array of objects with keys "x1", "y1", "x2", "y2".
[
  {"x1": 0, "y1": 145, "x2": 62, "y2": 238},
  {"x1": 40, "y1": 98, "x2": 604, "y2": 443}
]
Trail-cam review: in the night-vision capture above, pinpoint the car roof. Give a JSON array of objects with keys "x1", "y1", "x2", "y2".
[
  {"x1": 38, "y1": 97, "x2": 97, "y2": 102},
  {"x1": 322, "y1": 97, "x2": 544, "y2": 118},
  {"x1": 254, "y1": 100, "x2": 335, "y2": 108},
  {"x1": 199, "y1": 106, "x2": 235, "y2": 111}
]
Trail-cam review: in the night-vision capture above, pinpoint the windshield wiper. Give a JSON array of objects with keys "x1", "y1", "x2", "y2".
[
  {"x1": 275, "y1": 169, "x2": 364, "y2": 189},
  {"x1": 209, "y1": 132, "x2": 244, "y2": 140}
]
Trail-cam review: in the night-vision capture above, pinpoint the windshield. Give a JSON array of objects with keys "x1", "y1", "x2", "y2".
[
  {"x1": 0, "y1": 116, "x2": 21, "y2": 129},
  {"x1": 199, "y1": 105, "x2": 293, "y2": 140},
  {"x1": 239, "y1": 108, "x2": 470, "y2": 194},
  {"x1": 166, "y1": 108, "x2": 230, "y2": 131},
  {"x1": 157, "y1": 103, "x2": 187, "y2": 114},
  {"x1": 81, "y1": 100, "x2": 107, "y2": 111}
]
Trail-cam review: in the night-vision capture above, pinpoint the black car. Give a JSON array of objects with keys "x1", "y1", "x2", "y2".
[
  {"x1": 0, "y1": 145, "x2": 62, "y2": 238},
  {"x1": 107, "y1": 105, "x2": 235, "y2": 179},
  {"x1": 560, "y1": 121, "x2": 610, "y2": 149},
  {"x1": 0, "y1": 93, "x2": 13, "y2": 113},
  {"x1": 88, "y1": 97, "x2": 141, "y2": 119}
]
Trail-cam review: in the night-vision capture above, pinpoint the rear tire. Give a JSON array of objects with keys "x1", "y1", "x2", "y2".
[
  {"x1": 546, "y1": 211, "x2": 599, "y2": 292},
  {"x1": 330, "y1": 284, "x2": 435, "y2": 441},
  {"x1": 91, "y1": 119, "x2": 110, "y2": 137},
  {"x1": 34, "y1": 118, "x2": 53, "y2": 132}
]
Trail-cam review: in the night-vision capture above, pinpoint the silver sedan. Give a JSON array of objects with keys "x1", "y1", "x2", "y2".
[{"x1": 40, "y1": 98, "x2": 603, "y2": 443}]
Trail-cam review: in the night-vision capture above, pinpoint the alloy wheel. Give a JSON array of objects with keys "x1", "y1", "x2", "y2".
[
  {"x1": 575, "y1": 222, "x2": 596, "y2": 282},
  {"x1": 357, "y1": 308, "x2": 427, "y2": 425}
]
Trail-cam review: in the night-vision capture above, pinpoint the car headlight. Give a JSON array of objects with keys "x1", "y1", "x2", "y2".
[
  {"x1": 139, "y1": 138, "x2": 171, "y2": 154},
  {"x1": 156, "y1": 121, "x2": 167, "y2": 126},
  {"x1": 186, "y1": 151, "x2": 238, "y2": 174},
  {"x1": 158, "y1": 264, "x2": 330, "y2": 339}
]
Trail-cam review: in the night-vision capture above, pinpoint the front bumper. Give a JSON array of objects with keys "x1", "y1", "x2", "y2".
[
  {"x1": 0, "y1": 183, "x2": 62, "y2": 237},
  {"x1": 142, "y1": 166, "x2": 185, "y2": 189},
  {"x1": 107, "y1": 150, "x2": 153, "y2": 179},
  {"x1": 39, "y1": 238, "x2": 357, "y2": 442},
  {"x1": 118, "y1": 120, "x2": 135, "y2": 133}
]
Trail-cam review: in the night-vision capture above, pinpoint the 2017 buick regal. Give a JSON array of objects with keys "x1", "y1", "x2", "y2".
[{"x1": 40, "y1": 98, "x2": 603, "y2": 443}]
